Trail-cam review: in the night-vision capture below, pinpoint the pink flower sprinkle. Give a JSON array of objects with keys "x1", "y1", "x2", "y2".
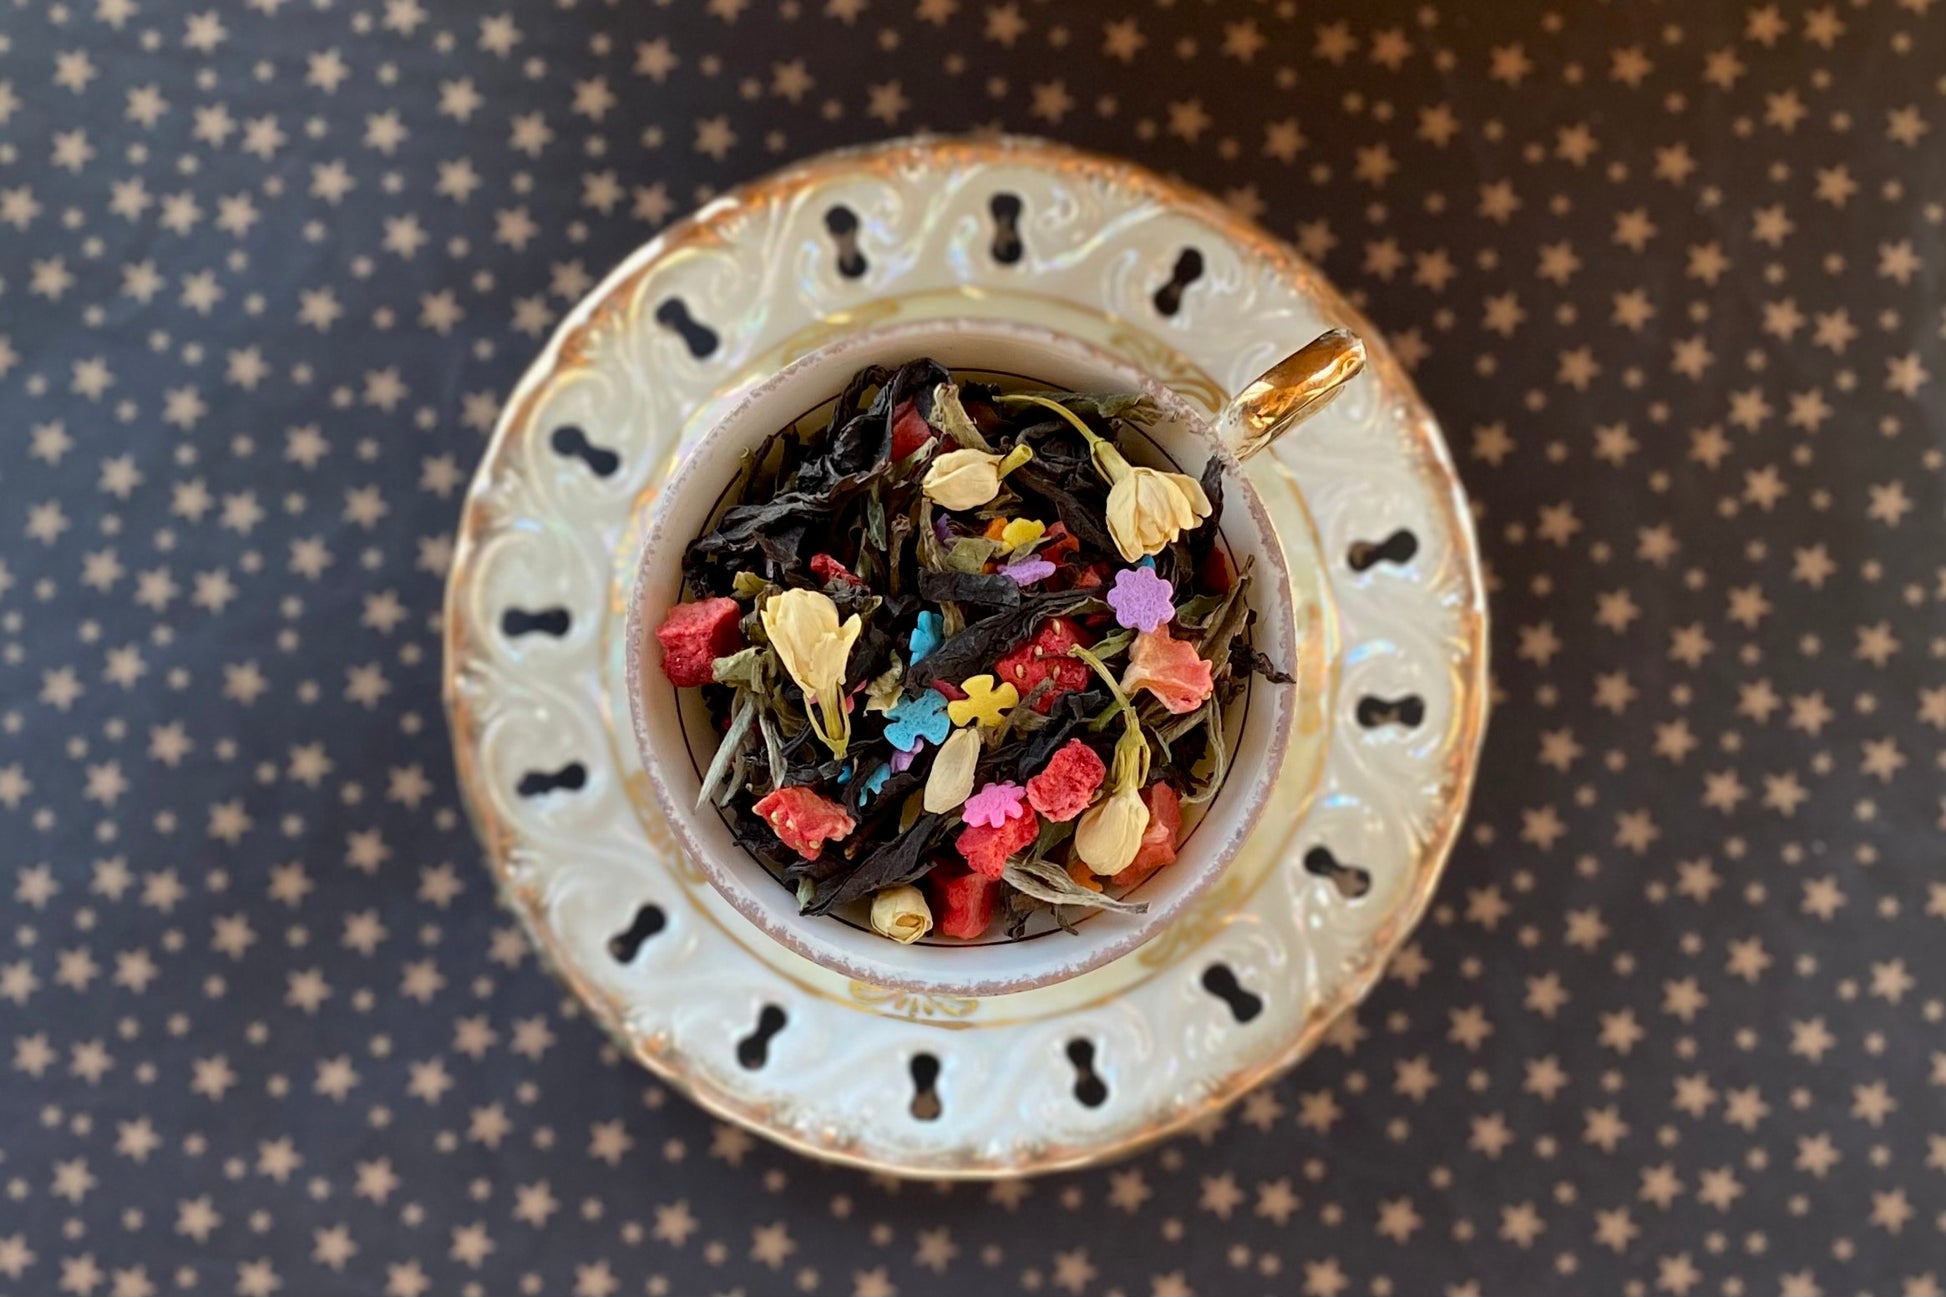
[
  {"x1": 1106, "y1": 565, "x2": 1175, "y2": 632},
  {"x1": 961, "y1": 780, "x2": 1028, "y2": 829}
]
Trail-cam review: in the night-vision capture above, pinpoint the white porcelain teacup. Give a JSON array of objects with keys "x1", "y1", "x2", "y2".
[{"x1": 625, "y1": 317, "x2": 1358, "y2": 997}]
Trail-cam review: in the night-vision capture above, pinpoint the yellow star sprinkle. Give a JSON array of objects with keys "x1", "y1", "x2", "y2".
[
  {"x1": 999, "y1": 518, "x2": 1046, "y2": 553},
  {"x1": 947, "y1": 674, "x2": 1019, "y2": 728}
]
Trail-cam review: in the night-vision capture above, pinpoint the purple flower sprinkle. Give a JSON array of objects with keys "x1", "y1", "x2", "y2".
[
  {"x1": 999, "y1": 557, "x2": 1057, "y2": 586},
  {"x1": 1106, "y1": 565, "x2": 1175, "y2": 632},
  {"x1": 889, "y1": 746, "x2": 918, "y2": 774}
]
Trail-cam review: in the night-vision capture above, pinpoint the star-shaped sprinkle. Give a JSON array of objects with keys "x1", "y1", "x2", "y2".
[
  {"x1": 1106, "y1": 565, "x2": 1175, "y2": 633},
  {"x1": 884, "y1": 689, "x2": 951, "y2": 750},
  {"x1": 946, "y1": 674, "x2": 1019, "y2": 727},
  {"x1": 962, "y1": 780, "x2": 1028, "y2": 828}
]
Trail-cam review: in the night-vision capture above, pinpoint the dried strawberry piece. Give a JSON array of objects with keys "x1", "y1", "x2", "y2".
[
  {"x1": 809, "y1": 553, "x2": 864, "y2": 588},
  {"x1": 752, "y1": 785, "x2": 856, "y2": 861},
  {"x1": 953, "y1": 806, "x2": 1040, "y2": 879},
  {"x1": 928, "y1": 678, "x2": 968, "y2": 702},
  {"x1": 1025, "y1": 738, "x2": 1106, "y2": 822},
  {"x1": 1111, "y1": 782, "x2": 1182, "y2": 889},
  {"x1": 994, "y1": 617, "x2": 1093, "y2": 713},
  {"x1": 654, "y1": 596, "x2": 744, "y2": 688},
  {"x1": 928, "y1": 868, "x2": 999, "y2": 939},
  {"x1": 891, "y1": 399, "x2": 933, "y2": 461},
  {"x1": 1199, "y1": 546, "x2": 1234, "y2": 595},
  {"x1": 1067, "y1": 562, "x2": 1112, "y2": 593},
  {"x1": 1038, "y1": 522, "x2": 1080, "y2": 564}
]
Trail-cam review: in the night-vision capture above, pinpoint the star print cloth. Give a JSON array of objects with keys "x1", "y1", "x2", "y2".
[{"x1": 2, "y1": 1, "x2": 1943, "y2": 1295}]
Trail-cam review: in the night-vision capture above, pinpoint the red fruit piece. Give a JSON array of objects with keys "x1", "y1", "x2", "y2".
[
  {"x1": 1199, "y1": 546, "x2": 1234, "y2": 595},
  {"x1": 994, "y1": 617, "x2": 1093, "y2": 713},
  {"x1": 928, "y1": 869, "x2": 999, "y2": 940},
  {"x1": 1025, "y1": 738, "x2": 1106, "y2": 822},
  {"x1": 954, "y1": 806, "x2": 1041, "y2": 879},
  {"x1": 809, "y1": 553, "x2": 864, "y2": 588},
  {"x1": 1038, "y1": 522, "x2": 1080, "y2": 564},
  {"x1": 1111, "y1": 782, "x2": 1182, "y2": 889},
  {"x1": 752, "y1": 786, "x2": 856, "y2": 861},
  {"x1": 891, "y1": 399, "x2": 933, "y2": 461},
  {"x1": 654, "y1": 597, "x2": 744, "y2": 688}
]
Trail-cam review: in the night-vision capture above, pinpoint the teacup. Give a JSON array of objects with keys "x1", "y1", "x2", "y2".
[{"x1": 625, "y1": 317, "x2": 1360, "y2": 997}]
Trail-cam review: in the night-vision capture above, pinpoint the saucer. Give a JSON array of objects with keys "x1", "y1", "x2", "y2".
[{"x1": 443, "y1": 134, "x2": 1487, "y2": 1177}]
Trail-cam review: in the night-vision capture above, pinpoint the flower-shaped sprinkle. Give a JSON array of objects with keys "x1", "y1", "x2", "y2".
[
  {"x1": 1106, "y1": 565, "x2": 1175, "y2": 632},
  {"x1": 998, "y1": 556, "x2": 1056, "y2": 586},
  {"x1": 884, "y1": 689, "x2": 951, "y2": 751},
  {"x1": 908, "y1": 611, "x2": 944, "y2": 664},
  {"x1": 947, "y1": 674, "x2": 1019, "y2": 728},
  {"x1": 1120, "y1": 627, "x2": 1215, "y2": 715},
  {"x1": 999, "y1": 518, "x2": 1046, "y2": 553},
  {"x1": 962, "y1": 780, "x2": 1027, "y2": 829},
  {"x1": 889, "y1": 746, "x2": 917, "y2": 774},
  {"x1": 861, "y1": 763, "x2": 893, "y2": 800}
]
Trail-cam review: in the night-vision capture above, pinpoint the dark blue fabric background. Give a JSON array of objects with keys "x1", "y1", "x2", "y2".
[{"x1": 3, "y1": 1, "x2": 1943, "y2": 1293}]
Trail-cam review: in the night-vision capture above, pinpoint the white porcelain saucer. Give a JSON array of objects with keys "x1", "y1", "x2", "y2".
[{"x1": 443, "y1": 135, "x2": 1487, "y2": 1178}]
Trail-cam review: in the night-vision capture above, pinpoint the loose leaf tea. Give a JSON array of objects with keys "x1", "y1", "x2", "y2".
[{"x1": 655, "y1": 360, "x2": 1290, "y2": 943}]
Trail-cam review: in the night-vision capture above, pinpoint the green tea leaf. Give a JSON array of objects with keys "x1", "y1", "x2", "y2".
[
  {"x1": 865, "y1": 654, "x2": 905, "y2": 713},
  {"x1": 945, "y1": 536, "x2": 1007, "y2": 573},
  {"x1": 927, "y1": 382, "x2": 993, "y2": 452},
  {"x1": 1181, "y1": 696, "x2": 1229, "y2": 805},
  {"x1": 1008, "y1": 389, "x2": 1160, "y2": 425},
  {"x1": 1002, "y1": 860, "x2": 1148, "y2": 913},
  {"x1": 695, "y1": 692, "x2": 758, "y2": 810},
  {"x1": 711, "y1": 646, "x2": 766, "y2": 690}
]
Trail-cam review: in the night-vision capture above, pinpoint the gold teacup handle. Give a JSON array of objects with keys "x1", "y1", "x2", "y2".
[{"x1": 1218, "y1": 327, "x2": 1367, "y2": 462}]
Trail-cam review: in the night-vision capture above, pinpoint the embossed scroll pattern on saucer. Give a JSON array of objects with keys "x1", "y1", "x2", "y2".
[{"x1": 444, "y1": 135, "x2": 1486, "y2": 1178}]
